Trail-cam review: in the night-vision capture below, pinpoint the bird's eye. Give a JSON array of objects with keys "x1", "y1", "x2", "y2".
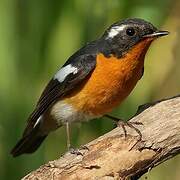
[{"x1": 126, "y1": 28, "x2": 135, "y2": 36}]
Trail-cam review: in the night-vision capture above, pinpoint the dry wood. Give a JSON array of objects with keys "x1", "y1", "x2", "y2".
[{"x1": 22, "y1": 95, "x2": 180, "y2": 180}]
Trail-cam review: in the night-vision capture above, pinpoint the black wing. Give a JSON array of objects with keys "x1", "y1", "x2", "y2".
[{"x1": 24, "y1": 54, "x2": 96, "y2": 136}]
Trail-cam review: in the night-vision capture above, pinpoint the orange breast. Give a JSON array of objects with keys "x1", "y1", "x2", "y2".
[{"x1": 64, "y1": 39, "x2": 152, "y2": 115}]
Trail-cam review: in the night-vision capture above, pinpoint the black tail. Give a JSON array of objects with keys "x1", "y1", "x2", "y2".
[{"x1": 11, "y1": 128, "x2": 47, "y2": 157}]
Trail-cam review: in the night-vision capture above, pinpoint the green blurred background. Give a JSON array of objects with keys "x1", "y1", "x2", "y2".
[{"x1": 0, "y1": 0, "x2": 179, "y2": 179}]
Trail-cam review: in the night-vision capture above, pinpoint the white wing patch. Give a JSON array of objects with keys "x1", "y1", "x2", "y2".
[
  {"x1": 54, "y1": 64, "x2": 78, "y2": 82},
  {"x1": 107, "y1": 25, "x2": 127, "y2": 39}
]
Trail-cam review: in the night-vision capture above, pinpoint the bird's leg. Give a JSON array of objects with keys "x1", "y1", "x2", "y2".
[
  {"x1": 65, "y1": 122, "x2": 83, "y2": 156},
  {"x1": 105, "y1": 114, "x2": 143, "y2": 141},
  {"x1": 65, "y1": 122, "x2": 71, "y2": 151}
]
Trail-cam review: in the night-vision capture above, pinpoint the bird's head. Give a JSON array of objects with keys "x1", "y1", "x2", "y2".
[{"x1": 102, "y1": 18, "x2": 169, "y2": 58}]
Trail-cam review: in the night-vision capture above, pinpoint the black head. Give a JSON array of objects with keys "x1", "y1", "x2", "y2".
[{"x1": 102, "y1": 18, "x2": 169, "y2": 57}]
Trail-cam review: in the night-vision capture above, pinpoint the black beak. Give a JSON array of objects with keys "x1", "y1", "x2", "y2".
[{"x1": 143, "y1": 30, "x2": 169, "y2": 38}]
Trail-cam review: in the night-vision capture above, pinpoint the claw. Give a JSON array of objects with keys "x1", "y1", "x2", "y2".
[
  {"x1": 80, "y1": 145, "x2": 90, "y2": 151},
  {"x1": 116, "y1": 121, "x2": 127, "y2": 139},
  {"x1": 105, "y1": 114, "x2": 143, "y2": 144},
  {"x1": 69, "y1": 147, "x2": 83, "y2": 156},
  {"x1": 126, "y1": 122, "x2": 142, "y2": 140},
  {"x1": 130, "y1": 121, "x2": 143, "y2": 125}
]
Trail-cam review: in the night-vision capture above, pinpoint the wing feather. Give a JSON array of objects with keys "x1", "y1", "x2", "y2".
[{"x1": 23, "y1": 54, "x2": 96, "y2": 136}]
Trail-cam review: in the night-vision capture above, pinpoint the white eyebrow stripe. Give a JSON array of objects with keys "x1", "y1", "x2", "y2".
[
  {"x1": 54, "y1": 64, "x2": 78, "y2": 82},
  {"x1": 107, "y1": 25, "x2": 127, "y2": 39}
]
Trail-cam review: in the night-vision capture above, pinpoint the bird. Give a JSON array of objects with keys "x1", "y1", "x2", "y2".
[{"x1": 11, "y1": 18, "x2": 169, "y2": 157}]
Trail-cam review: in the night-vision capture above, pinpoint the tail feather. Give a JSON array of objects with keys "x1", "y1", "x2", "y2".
[{"x1": 11, "y1": 128, "x2": 47, "y2": 157}]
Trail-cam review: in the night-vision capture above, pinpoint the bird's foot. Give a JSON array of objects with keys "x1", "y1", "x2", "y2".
[
  {"x1": 116, "y1": 120, "x2": 143, "y2": 140},
  {"x1": 69, "y1": 145, "x2": 89, "y2": 156},
  {"x1": 105, "y1": 114, "x2": 143, "y2": 141},
  {"x1": 69, "y1": 147, "x2": 83, "y2": 156},
  {"x1": 79, "y1": 145, "x2": 90, "y2": 151}
]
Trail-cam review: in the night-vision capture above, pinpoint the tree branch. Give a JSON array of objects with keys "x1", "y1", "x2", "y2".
[{"x1": 22, "y1": 95, "x2": 180, "y2": 180}]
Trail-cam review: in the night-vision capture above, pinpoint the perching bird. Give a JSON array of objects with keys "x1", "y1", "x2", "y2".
[{"x1": 11, "y1": 18, "x2": 169, "y2": 157}]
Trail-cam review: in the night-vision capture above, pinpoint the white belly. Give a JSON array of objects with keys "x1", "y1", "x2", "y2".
[{"x1": 50, "y1": 100, "x2": 97, "y2": 126}]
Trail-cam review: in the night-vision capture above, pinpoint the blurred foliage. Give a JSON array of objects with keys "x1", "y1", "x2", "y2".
[{"x1": 0, "y1": 0, "x2": 179, "y2": 179}]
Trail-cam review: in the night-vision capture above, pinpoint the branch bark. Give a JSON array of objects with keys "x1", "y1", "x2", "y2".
[{"x1": 22, "y1": 95, "x2": 180, "y2": 180}]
